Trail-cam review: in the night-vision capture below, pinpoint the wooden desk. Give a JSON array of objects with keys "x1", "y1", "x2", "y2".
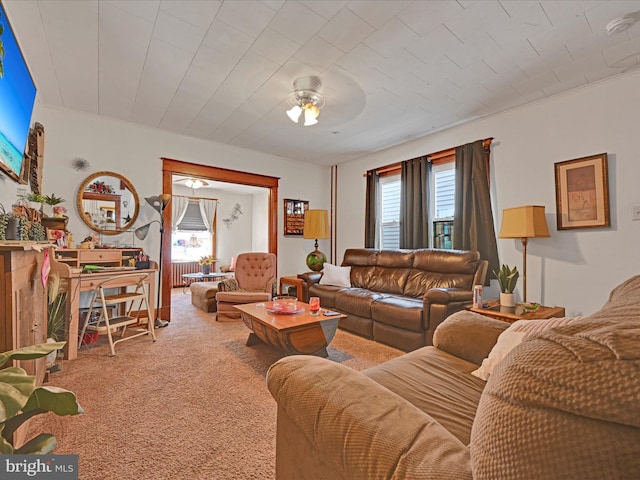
[{"x1": 51, "y1": 259, "x2": 157, "y2": 360}]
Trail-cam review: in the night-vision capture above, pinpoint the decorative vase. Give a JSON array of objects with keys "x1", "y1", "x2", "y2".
[
  {"x1": 500, "y1": 292, "x2": 516, "y2": 307},
  {"x1": 201, "y1": 264, "x2": 211, "y2": 275}
]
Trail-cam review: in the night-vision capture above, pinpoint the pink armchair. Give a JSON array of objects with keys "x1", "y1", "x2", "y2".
[{"x1": 216, "y1": 252, "x2": 277, "y2": 321}]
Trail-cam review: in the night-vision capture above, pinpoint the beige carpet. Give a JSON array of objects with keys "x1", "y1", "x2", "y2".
[{"x1": 26, "y1": 290, "x2": 403, "y2": 479}]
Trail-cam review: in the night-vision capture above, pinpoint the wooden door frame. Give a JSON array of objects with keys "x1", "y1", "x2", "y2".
[{"x1": 160, "y1": 158, "x2": 279, "y2": 320}]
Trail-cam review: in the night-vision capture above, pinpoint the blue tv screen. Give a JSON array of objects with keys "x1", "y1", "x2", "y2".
[{"x1": 0, "y1": 1, "x2": 37, "y2": 182}]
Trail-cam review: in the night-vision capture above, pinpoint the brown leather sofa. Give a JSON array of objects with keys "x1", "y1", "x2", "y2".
[{"x1": 299, "y1": 248, "x2": 488, "y2": 351}]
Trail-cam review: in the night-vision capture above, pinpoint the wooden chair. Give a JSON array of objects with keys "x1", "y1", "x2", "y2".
[{"x1": 78, "y1": 273, "x2": 156, "y2": 356}]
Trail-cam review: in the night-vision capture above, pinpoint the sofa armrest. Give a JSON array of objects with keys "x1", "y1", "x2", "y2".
[
  {"x1": 298, "y1": 272, "x2": 323, "y2": 302},
  {"x1": 433, "y1": 311, "x2": 509, "y2": 365},
  {"x1": 267, "y1": 356, "x2": 472, "y2": 480},
  {"x1": 424, "y1": 287, "x2": 473, "y2": 304},
  {"x1": 298, "y1": 271, "x2": 322, "y2": 285}
]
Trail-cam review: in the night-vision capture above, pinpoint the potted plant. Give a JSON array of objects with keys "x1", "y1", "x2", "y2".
[
  {"x1": 26, "y1": 192, "x2": 45, "y2": 210},
  {"x1": 0, "y1": 342, "x2": 83, "y2": 454},
  {"x1": 494, "y1": 264, "x2": 519, "y2": 307},
  {"x1": 42, "y1": 194, "x2": 65, "y2": 217},
  {"x1": 199, "y1": 255, "x2": 214, "y2": 275}
]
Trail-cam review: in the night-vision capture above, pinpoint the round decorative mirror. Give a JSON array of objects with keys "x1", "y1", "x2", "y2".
[{"x1": 76, "y1": 171, "x2": 139, "y2": 235}]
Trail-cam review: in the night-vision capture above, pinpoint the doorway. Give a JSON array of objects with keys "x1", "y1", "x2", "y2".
[{"x1": 160, "y1": 157, "x2": 279, "y2": 321}]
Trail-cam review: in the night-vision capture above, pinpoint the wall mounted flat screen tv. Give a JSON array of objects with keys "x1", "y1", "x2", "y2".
[{"x1": 0, "y1": 1, "x2": 37, "y2": 183}]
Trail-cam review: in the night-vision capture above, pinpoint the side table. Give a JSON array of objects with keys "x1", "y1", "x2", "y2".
[
  {"x1": 279, "y1": 275, "x2": 304, "y2": 299},
  {"x1": 469, "y1": 299, "x2": 565, "y2": 323}
]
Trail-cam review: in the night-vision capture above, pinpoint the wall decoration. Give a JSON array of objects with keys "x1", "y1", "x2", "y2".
[
  {"x1": 72, "y1": 157, "x2": 90, "y2": 171},
  {"x1": 554, "y1": 153, "x2": 610, "y2": 230},
  {"x1": 284, "y1": 199, "x2": 309, "y2": 235},
  {"x1": 223, "y1": 203, "x2": 243, "y2": 229}
]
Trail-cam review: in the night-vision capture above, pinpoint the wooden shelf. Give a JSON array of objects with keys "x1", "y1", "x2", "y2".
[{"x1": 53, "y1": 248, "x2": 141, "y2": 269}]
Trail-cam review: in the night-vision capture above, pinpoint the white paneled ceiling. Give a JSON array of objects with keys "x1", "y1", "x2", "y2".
[{"x1": 4, "y1": 0, "x2": 640, "y2": 165}]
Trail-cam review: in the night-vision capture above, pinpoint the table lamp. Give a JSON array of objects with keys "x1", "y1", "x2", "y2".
[
  {"x1": 303, "y1": 209, "x2": 329, "y2": 271},
  {"x1": 498, "y1": 205, "x2": 550, "y2": 302}
]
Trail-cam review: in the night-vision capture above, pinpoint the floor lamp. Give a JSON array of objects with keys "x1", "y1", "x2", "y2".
[
  {"x1": 135, "y1": 194, "x2": 171, "y2": 328},
  {"x1": 498, "y1": 205, "x2": 550, "y2": 302}
]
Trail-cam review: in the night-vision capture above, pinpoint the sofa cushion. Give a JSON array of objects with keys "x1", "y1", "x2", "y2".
[
  {"x1": 308, "y1": 283, "x2": 343, "y2": 308},
  {"x1": 319, "y1": 263, "x2": 351, "y2": 287},
  {"x1": 471, "y1": 316, "x2": 580, "y2": 380},
  {"x1": 342, "y1": 249, "x2": 377, "y2": 288},
  {"x1": 404, "y1": 250, "x2": 479, "y2": 298},
  {"x1": 471, "y1": 315, "x2": 640, "y2": 479},
  {"x1": 366, "y1": 250, "x2": 413, "y2": 294},
  {"x1": 364, "y1": 346, "x2": 486, "y2": 445},
  {"x1": 335, "y1": 288, "x2": 386, "y2": 318},
  {"x1": 371, "y1": 295, "x2": 423, "y2": 332}
]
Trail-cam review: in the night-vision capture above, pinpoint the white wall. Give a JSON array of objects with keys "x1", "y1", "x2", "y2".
[
  {"x1": 0, "y1": 105, "x2": 331, "y2": 277},
  {"x1": 212, "y1": 189, "x2": 254, "y2": 265},
  {"x1": 336, "y1": 70, "x2": 640, "y2": 317}
]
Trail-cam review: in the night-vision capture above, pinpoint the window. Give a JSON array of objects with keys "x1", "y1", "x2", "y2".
[
  {"x1": 432, "y1": 162, "x2": 455, "y2": 219},
  {"x1": 379, "y1": 174, "x2": 401, "y2": 249},
  {"x1": 172, "y1": 201, "x2": 212, "y2": 262},
  {"x1": 431, "y1": 162, "x2": 455, "y2": 248}
]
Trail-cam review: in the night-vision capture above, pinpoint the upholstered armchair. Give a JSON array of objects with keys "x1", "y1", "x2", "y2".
[{"x1": 216, "y1": 252, "x2": 277, "y2": 321}]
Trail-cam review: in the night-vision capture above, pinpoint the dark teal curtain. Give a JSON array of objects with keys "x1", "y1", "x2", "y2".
[
  {"x1": 364, "y1": 169, "x2": 379, "y2": 248},
  {"x1": 453, "y1": 140, "x2": 499, "y2": 284},
  {"x1": 400, "y1": 156, "x2": 430, "y2": 249}
]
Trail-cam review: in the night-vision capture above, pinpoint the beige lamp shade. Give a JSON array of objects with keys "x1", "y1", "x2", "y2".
[
  {"x1": 303, "y1": 210, "x2": 329, "y2": 240},
  {"x1": 499, "y1": 205, "x2": 550, "y2": 239},
  {"x1": 498, "y1": 205, "x2": 550, "y2": 302},
  {"x1": 303, "y1": 209, "x2": 329, "y2": 271}
]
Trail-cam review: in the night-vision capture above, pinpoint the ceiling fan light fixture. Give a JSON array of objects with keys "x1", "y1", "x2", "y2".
[
  {"x1": 606, "y1": 11, "x2": 640, "y2": 34},
  {"x1": 304, "y1": 106, "x2": 319, "y2": 126},
  {"x1": 182, "y1": 178, "x2": 207, "y2": 189},
  {"x1": 286, "y1": 105, "x2": 303, "y2": 122},
  {"x1": 286, "y1": 76, "x2": 325, "y2": 126}
]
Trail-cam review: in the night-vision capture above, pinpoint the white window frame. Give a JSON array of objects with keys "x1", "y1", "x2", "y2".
[
  {"x1": 378, "y1": 173, "x2": 401, "y2": 249},
  {"x1": 429, "y1": 161, "x2": 455, "y2": 248}
]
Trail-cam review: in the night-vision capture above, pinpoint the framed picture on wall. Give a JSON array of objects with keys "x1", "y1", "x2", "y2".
[
  {"x1": 284, "y1": 199, "x2": 308, "y2": 235},
  {"x1": 554, "y1": 153, "x2": 610, "y2": 230}
]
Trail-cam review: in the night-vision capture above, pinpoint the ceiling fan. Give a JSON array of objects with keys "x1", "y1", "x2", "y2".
[{"x1": 174, "y1": 177, "x2": 209, "y2": 190}]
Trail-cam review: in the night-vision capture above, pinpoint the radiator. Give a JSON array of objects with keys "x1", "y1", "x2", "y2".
[{"x1": 172, "y1": 261, "x2": 200, "y2": 287}]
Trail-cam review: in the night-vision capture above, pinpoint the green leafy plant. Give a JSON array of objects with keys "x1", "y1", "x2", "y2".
[
  {"x1": 493, "y1": 264, "x2": 519, "y2": 294},
  {"x1": 0, "y1": 343, "x2": 83, "y2": 454},
  {"x1": 26, "y1": 192, "x2": 45, "y2": 203},
  {"x1": 43, "y1": 194, "x2": 65, "y2": 205}
]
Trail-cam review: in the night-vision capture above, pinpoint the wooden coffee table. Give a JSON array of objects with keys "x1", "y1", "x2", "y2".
[
  {"x1": 233, "y1": 302, "x2": 344, "y2": 357},
  {"x1": 469, "y1": 299, "x2": 565, "y2": 323}
]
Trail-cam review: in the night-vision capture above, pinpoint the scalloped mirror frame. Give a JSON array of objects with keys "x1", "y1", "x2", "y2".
[{"x1": 76, "y1": 171, "x2": 139, "y2": 235}]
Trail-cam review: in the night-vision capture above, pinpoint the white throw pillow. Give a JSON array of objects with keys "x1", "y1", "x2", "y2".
[
  {"x1": 319, "y1": 264, "x2": 351, "y2": 287},
  {"x1": 471, "y1": 316, "x2": 580, "y2": 381}
]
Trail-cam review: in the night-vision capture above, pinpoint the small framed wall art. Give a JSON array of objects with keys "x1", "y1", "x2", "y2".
[
  {"x1": 284, "y1": 199, "x2": 308, "y2": 235},
  {"x1": 554, "y1": 153, "x2": 610, "y2": 230}
]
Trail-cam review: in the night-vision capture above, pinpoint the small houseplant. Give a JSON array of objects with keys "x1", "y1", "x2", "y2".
[
  {"x1": 42, "y1": 194, "x2": 65, "y2": 217},
  {"x1": 26, "y1": 192, "x2": 45, "y2": 210},
  {"x1": 494, "y1": 264, "x2": 519, "y2": 307},
  {"x1": 0, "y1": 343, "x2": 83, "y2": 454},
  {"x1": 199, "y1": 255, "x2": 215, "y2": 274}
]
